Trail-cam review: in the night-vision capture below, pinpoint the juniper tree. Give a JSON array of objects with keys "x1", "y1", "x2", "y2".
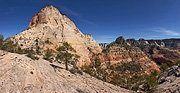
[{"x1": 56, "y1": 42, "x2": 80, "y2": 70}]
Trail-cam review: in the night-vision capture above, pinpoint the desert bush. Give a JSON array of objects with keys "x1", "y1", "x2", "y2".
[
  {"x1": 43, "y1": 48, "x2": 53, "y2": 62},
  {"x1": 175, "y1": 60, "x2": 180, "y2": 65},
  {"x1": 30, "y1": 71, "x2": 33, "y2": 74},
  {"x1": 160, "y1": 63, "x2": 168, "y2": 72},
  {"x1": 69, "y1": 67, "x2": 83, "y2": 75},
  {"x1": 1, "y1": 38, "x2": 18, "y2": 53},
  {"x1": 143, "y1": 73, "x2": 158, "y2": 92},
  {"x1": 26, "y1": 49, "x2": 39, "y2": 60},
  {"x1": 45, "y1": 39, "x2": 52, "y2": 44},
  {"x1": 87, "y1": 47, "x2": 92, "y2": 53}
]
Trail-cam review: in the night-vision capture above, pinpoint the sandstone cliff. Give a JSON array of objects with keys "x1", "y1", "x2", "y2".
[
  {"x1": 12, "y1": 5, "x2": 101, "y2": 67},
  {"x1": 115, "y1": 36, "x2": 180, "y2": 65},
  {"x1": 96, "y1": 42, "x2": 160, "y2": 74}
]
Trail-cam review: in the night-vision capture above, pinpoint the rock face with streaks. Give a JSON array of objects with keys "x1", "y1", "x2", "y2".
[
  {"x1": 11, "y1": 5, "x2": 101, "y2": 67},
  {"x1": 0, "y1": 50, "x2": 133, "y2": 93}
]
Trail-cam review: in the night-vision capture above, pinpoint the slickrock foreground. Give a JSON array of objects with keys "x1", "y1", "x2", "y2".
[
  {"x1": 0, "y1": 50, "x2": 133, "y2": 93},
  {"x1": 156, "y1": 65, "x2": 180, "y2": 93}
]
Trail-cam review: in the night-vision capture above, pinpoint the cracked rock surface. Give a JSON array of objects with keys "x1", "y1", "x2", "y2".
[{"x1": 0, "y1": 50, "x2": 133, "y2": 93}]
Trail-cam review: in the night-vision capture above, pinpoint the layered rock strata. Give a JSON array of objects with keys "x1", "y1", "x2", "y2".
[{"x1": 115, "y1": 36, "x2": 180, "y2": 48}]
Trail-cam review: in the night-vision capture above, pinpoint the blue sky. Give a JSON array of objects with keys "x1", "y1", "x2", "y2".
[{"x1": 0, "y1": 0, "x2": 180, "y2": 43}]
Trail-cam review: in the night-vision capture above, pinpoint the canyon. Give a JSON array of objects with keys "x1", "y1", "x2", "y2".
[{"x1": 1, "y1": 5, "x2": 180, "y2": 92}]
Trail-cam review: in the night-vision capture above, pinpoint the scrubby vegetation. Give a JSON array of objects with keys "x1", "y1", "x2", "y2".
[
  {"x1": 0, "y1": 37, "x2": 38, "y2": 60},
  {"x1": 43, "y1": 48, "x2": 53, "y2": 62},
  {"x1": 81, "y1": 55, "x2": 159, "y2": 92},
  {"x1": 1, "y1": 37, "x2": 19, "y2": 53},
  {"x1": 69, "y1": 66, "x2": 83, "y2": 75},
  {"x1": 160, "y1": 63, "x2": 168, "y2": 72},
  {"x1": 87, "y1": 47, "x2": 92, "y2": 54},
  {"x1": 30, "y1": 71, "x2": 34, "y2": 74},
  {"x1": 35, "y1": 39, "x2": 41, "y2": 55},
  {"x1": 45, "y1": 39, "x2": 52, "y2": 44},
  {"x1": 143, "y1": 72, "x2": 158, "y2": 92},
  {"x1": 26, "y1": 48, "x2": 39, "y2": 60}
]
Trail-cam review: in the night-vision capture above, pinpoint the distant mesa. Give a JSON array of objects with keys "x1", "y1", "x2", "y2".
[{"x1": 115, "y1": 36, "x2": 180, "y2": 49}]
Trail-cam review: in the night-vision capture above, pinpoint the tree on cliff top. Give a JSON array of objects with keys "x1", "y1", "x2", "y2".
[{"x1": 56, "y1": 42, "x2": 80, "y2": 70}]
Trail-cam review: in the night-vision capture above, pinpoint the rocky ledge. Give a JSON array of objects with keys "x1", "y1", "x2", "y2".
[{"x1": 156, "y1": 65, "x2": 180, "y2": 93}]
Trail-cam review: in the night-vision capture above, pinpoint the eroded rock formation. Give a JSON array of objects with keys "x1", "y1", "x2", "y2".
[
  {"x1": 115, "y1": 36, "x2": 180, "y2": 48},
  {"x1": 12, "y1": 5, "x2": 101, "y2": 67},
  {"x1": 94, "y1": 42, "x2": 160, "y2": 74},
  {"x1": 114, "y1": 36, "x2": 180, "y2": 65}
]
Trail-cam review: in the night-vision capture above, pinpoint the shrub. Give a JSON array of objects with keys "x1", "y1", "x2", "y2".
[
  {"x1": 30, "y1": 71, "x2": 33, "y2": 74},
  {"x1": 1, "y1": 38, "x2": 18, "y2": 53},
  {"x1": 115, "y1": 62, "x2": 141, "y2": 74},
  {"x1": 43, "y1": 48, "x2": 53, "y2": 61},
  {"x1": 102, "y1": 49, "x2": 108, "y2": 53},
  {"x1": 160, "y1": 63, "x2": 168, "y2": 72},
  {"x1": 143, "y1": 73, "x2": 158, "y2": 92},
  {"x1": 77, "y1": 70, "x2": 83, "y2": 75},
  {"x1": 132, "y1": 84, "x2": 139, "y2": 91},
  {"x1": 69, "y1": 68, "x2": 76, "y2": 74},
  {"x1": 45, "y1": 39, "x2": 52, "y2": 44},
  {"x1": 94, "y1": 57, "x2": 101, "y2": 68},
  {"x1": 26, "y1": 50, "x2": 39, "y2": 60},
  {"x1": 81, "y1": 65, "x2": 92, "y2": 75},
  {"x1": 87, "y1": 47, "x2": 92, "y2": 53},
  {"x1": 69, "y1": 67, "x2": 83, "y2": 75},
  {"x1": 36, "y1": 46, "x2": 41, "y2": 55},
  {"x1": 175, "y1": 60, "x2": 180, "y2": 65}
]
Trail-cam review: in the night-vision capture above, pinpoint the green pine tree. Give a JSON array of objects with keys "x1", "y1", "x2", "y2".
[{"x1": 56, "y1": 42, "x2": 79, "y2": 70}]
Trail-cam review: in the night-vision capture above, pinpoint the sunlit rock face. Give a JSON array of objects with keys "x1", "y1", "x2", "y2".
[
  {"x1": 91, "y1": 43, "x2": 160, "y2": 74},
  {"x1": 0, "y1": 51, "x2": 132, "y2": 93},
  {"x1": 12, "y1": 5, "x2": 101, "y2": 67}
]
